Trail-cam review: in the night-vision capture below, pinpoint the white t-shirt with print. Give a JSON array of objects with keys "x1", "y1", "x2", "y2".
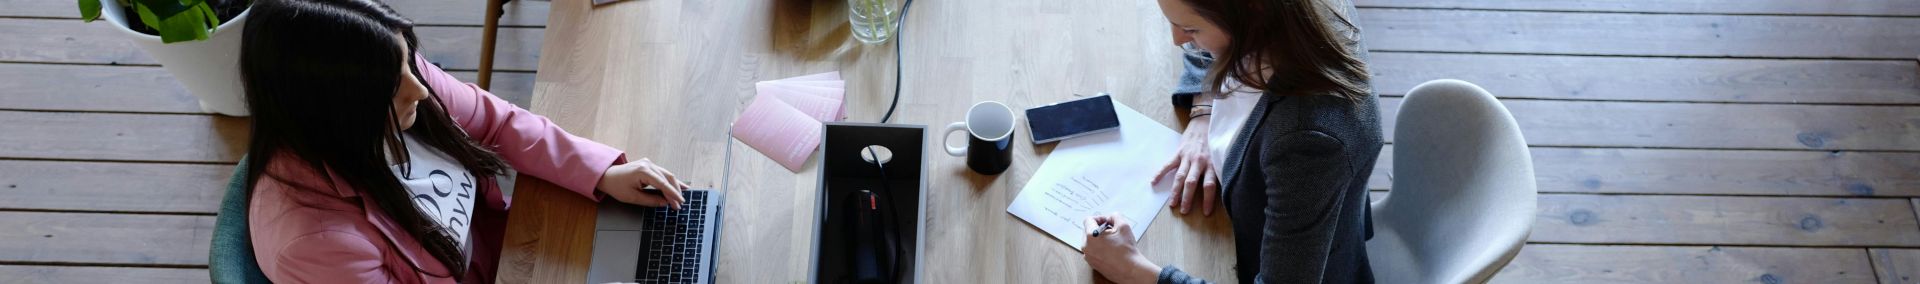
[{"x1": 388, "y1": 133, "x2": 478, "y2": 260}]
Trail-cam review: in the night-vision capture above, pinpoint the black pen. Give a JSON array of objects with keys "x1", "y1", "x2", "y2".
[{"x1": 1091, "y1": 223, "x2": 1113, "y2": 237}]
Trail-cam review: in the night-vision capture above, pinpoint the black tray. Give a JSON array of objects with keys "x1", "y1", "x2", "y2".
[{"x1": 808, "y1": 122, "x2": 928, "y2": 284}]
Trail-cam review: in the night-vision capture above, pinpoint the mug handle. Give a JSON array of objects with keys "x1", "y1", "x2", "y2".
[{"x1": 944, "y1": 122, "x2": 969, "y2": 157}]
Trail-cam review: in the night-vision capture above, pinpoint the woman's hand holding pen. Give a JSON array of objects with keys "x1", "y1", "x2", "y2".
[{"x1": 1083, "y1": 213, "x2": 1162, "y2": 284}]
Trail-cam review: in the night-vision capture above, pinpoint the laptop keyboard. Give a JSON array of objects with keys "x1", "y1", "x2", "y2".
[{"x1": 636, "y1": 190, "x2": 710, "y2": 284}]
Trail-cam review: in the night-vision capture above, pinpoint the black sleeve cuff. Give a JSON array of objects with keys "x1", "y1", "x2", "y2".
[
  {"x1": 1158, "y1": 264, "x2": 1211, "y2": 284},
  {"x1": 1173, "y1": 92, "x2": 1199, "y2": 110},
  {"x1": 1171, "y1": 48, "x2": 1215, "y2": 109}
]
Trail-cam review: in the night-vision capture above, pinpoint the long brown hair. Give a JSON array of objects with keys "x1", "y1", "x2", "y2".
[
  {"x1": 240, "y1": 0, "x2": 509, "y2": 275},
  {"x1": 1184, "y1": 0, "x2": 1370, "y2": 101}
]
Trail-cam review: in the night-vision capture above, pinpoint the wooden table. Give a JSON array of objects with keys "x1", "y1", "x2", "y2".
[{"x1": 496, "y1": 0, "x2": 1239, "y2": 282}]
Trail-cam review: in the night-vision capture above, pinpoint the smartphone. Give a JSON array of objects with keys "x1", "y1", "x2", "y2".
[{"x1": 1025, "y1": 94, "x2": 1121, "y2": 144}]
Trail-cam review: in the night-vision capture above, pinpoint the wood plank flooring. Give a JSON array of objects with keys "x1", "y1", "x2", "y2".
[
  {"x1": 0, "y1": 1, "x2": 548, "y2": 281},
  {"x1": 1357, "y1": 1, "x2": 1920, "y2": 282},
  {"x1": 0, "y1": 0, "x2": 1914, "y2": 283}
]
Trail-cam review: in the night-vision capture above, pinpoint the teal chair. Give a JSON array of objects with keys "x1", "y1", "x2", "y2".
[{"x1": 210, "y1": 157, "x2": 272, "y2": 283}]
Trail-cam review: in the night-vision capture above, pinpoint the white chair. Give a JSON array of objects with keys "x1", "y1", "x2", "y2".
[{"x1": 1366, "y1": 79, "x2": 1537, "y2": 284}]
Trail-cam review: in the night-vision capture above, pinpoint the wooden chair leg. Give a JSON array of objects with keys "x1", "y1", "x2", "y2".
[{"x1": 477, "y1": 0, "x2": 507, "y2": 90}]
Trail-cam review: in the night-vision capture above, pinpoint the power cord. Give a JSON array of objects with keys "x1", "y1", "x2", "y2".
[
  {"x1": 871, "y1": 155, "x2": 905, "y2": 283},
  {"x1": 876, "y1": 2, "x2": 915, "y2": 279},
  {"x1": 878, "y1": 0, "x2": 916, "y2": 123},
  {"x1": 855, "y1": 1, "x2": 916, "y2": 281}
]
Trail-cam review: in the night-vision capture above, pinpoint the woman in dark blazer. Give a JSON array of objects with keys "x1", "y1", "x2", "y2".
[{"x1": 1081, "y1": 0, "x2": 1382, "y2": 283}]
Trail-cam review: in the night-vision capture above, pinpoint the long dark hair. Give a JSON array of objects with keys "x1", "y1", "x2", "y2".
[
  {"x1": 240, "y1": 0, "x2": 508, "y2": 275},
  {"x1": 1183, "y1": 0, "x2": 1370, "y2": 101}
]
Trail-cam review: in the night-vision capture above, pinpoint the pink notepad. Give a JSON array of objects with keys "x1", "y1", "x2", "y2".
[
  {"x1": 755, "y1": 83, "x2": 844, "y2": 122},
  {"x1": 730, "y1": 72, "x2": 845, "y2": 172}
]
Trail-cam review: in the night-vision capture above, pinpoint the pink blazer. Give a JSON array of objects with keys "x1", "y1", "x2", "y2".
[{"x1": 248, "y1": 56, "x2": 623, "y2": 283}]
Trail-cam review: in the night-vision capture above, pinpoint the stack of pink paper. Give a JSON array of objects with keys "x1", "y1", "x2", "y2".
[{"x1": 730, "y1": 72, "x2": 847, "y2": 172}]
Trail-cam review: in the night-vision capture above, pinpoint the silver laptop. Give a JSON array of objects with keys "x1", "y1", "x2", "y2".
[
  {"x1": 586, "y1": 189, "x2": 725, "y2": 284},
  {"x1": 587, "y1": 126, "x2": 743, "y2": 283}
]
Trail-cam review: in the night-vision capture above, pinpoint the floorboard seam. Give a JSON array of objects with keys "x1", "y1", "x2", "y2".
[
  {"x1": 0, "y1": 208, "x2": 215, "y2": 217},
  {"x1": 0, "y1": 260, "x2": 206, "y2": 270},
  {"x1": 1355, "y1": 6, "x2": 1920, "y2": 19},
  {"x1": 1524, "y1": 241, "x2": 1920, "y2": 250},
  {"x1": 1373, "y1": 50, "x2": 1920, "y2": 61}
]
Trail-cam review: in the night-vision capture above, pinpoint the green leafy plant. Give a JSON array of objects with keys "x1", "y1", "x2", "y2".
[{"x1": 79, "y1": 0, "x2": 223, "y2": 43}]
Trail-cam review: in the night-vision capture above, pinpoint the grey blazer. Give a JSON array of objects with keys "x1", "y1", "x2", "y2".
[{"x1": 1157, "y1": 1, "x2": 1382, "y2": 283}]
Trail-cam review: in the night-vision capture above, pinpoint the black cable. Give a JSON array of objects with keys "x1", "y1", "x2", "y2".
[
  {"x1": 875, "y1": 2, "x2": 914, "y2": 279},
  {"x1": 867, "y1": 149, "x2": 906, "y2": 284},
  {"x1": 857, "y1": 1, "x2": 916, "y2": 280},
  {"x1": 878, "y1": 0, "x2": 915, "y2": 123}
]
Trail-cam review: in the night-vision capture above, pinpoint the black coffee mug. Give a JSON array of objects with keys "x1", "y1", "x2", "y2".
[{"x1": 944, "y1": 101, "x2": 1015, "y2": 175}]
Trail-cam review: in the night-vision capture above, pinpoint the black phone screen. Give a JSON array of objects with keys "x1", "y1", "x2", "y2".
[{"x1": 1025, "y1": 95, "x2": 1121, "y2": 144}]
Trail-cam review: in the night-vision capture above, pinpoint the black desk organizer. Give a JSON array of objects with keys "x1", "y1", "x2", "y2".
[{"x1": 809, "y1": 122, "x2": 928, "y2": 284}]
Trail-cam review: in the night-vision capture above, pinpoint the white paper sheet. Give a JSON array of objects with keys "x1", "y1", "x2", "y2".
[{"x1": 1007, "y1": 101, "x2": 1180, "y2": 250}]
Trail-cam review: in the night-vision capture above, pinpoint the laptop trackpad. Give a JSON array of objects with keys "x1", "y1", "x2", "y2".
[{"x1": 587, "y1": 230, "x2": 641, "y2": 283}]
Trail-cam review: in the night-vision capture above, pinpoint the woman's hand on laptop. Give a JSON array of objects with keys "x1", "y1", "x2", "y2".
[{"x1": 599, "y1": 157, "x2": 692, "y2": 210}]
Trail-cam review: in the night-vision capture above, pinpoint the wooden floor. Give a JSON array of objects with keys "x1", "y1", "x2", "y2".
[{"x1": 1, "y1": 0, "x2": 1917, "y2": 283}]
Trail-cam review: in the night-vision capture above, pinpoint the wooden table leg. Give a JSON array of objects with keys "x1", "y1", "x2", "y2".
[{"x1": 477, "y1": 0, "x2": 506, "y2": 90}]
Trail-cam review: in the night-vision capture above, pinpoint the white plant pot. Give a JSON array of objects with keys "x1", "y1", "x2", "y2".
[{"x1": 99, "y1": 3, "x2": 252, "y2": 116}]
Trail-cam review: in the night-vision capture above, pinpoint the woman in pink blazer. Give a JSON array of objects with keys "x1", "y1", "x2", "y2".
[{"x1": 238, "y1": 0, "x2": 686, "y2": 282}]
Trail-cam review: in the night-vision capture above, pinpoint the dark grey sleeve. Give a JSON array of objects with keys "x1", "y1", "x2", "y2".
[
  {"x1": 1254, "y1": 130, "x2": 1356, "y2": 284},
  {"x1": 1155, "y1": 130, "x2": 1354, "y2": 284},
  {"x1": 1171, "y1": 49, "x2": 1214, "y2": 109},
  {"x1": 1158, "y1": 265, "x2": 1213, "y2": 284}
]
